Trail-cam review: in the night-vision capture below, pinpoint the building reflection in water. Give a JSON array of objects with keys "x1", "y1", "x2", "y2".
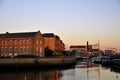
[
  {"x1": 0, "y1": 61, "x2": 120, "y2": 80},
  {"x1": 0, "y1": 69, "x2": 60, "y2": 80},
  {"x1": 75, "y1": 61, "x2": 100, "y2": 80}
]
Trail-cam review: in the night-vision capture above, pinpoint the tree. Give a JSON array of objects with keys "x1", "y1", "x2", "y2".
[{"x1": 44, "y1": 47, "x2": 53, "y2": 57}]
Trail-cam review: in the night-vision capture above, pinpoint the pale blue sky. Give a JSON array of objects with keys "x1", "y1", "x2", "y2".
[{"x1": 0, "y1": 0, "x2": 120, "y2": 51}]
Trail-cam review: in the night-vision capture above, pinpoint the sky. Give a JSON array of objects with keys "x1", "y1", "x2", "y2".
[{"x1": 0, "y1": 0, "x2": 120, "y2": 51}]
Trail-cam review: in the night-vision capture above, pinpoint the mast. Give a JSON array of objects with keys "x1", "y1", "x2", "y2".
[{"x1": 98, "y1": 40, "x2": 100, "y2": 55}]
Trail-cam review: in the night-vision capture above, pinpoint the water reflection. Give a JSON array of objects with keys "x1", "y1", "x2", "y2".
[
  {"x1": 0, "y1": 61, "x2": 120, "y2": 80},
  {"x1": 0, "y1": 69, "x2": 60, "y2": 80}
]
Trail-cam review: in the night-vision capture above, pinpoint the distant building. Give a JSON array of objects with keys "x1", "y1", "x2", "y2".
[
  {"x1": 0, "y1": 31, "x2": 44, "y2": 57},
  {"x1": 70, "y1": 45, "x2": 87, "y2": 53},
  {"x1": 90, "y1": 44, "x2": 99, "y2": 54},
  {"x1": 70, "y1": 43, "x2": 100, "y2": 54},
  {"x1": 105, "y1": 48, "x2": 117, "y2": 55}
]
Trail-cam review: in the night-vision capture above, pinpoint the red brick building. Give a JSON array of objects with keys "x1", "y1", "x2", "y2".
[
  {"x1": 0, "y1": 31, "x2": 44, "y2": 57},
  {"x1": 43, "y1": 33, "x2": 65, "y2": 55},
  {"x1": 55, "y1": 35, "x2": 65, "y2": 53}
]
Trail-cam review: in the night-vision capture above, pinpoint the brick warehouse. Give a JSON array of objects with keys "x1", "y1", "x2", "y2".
[
  {"x1": 43, "y1": 33, "x2": 65, "y2": 55},
  {"x1": 0, "y1": 31, "x2": 44, "y2": 57}
]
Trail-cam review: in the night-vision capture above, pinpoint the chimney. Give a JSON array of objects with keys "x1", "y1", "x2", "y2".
[{"x1": 87, "y1": 41, "x2": 89, "y2": 52}]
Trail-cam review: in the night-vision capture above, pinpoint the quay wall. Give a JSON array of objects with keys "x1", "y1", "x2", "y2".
[{"x1": 0, "y1": 57, "x2": 76, "y2": 67}]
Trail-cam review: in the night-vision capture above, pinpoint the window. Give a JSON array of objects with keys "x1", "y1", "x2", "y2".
[
  {"x1": 1, "y1": 47, "x2": 3, "y2": 51},
  {"x1": 6, "y1": 47, "x2": 9, "y2": 51},
  {"x1": 24, "y1": 47, "x2": 27, "y2": 51},
  {"x1": 2, "y1": 40, "x2": 5, "y2": 45},
  {"x1": 36, "y1": 47, "x2": 38, "y2": 51},
  {"x1": 5, "y1": 47, "x2": 7, "y2": 51},
  {"x1": 23, "y1": 47, "x2": 25, "y2": 51},
  {"x1": 37, "y1": 40, "x2": 39, "y2": 45},
  {"x1": 23, "y1": 40, "x2": 26, "y2": 44},
  {"x1": 10, "y1": 47, "x2": 12, "y2": 51},
  {"x1": 14, "y1": 40, "x2": 17, "y2": 44},
  {"x1": 21, "y1": 47, "x2": 23, "y2": 51},
  {"x1": 15, "y1": 47, "x2": 17, "y2": 51},
  {"x1": 5, "y1": 40, "x2": 7, "y2": 45},
  {"x1": 27, "y1": 40, "x2": 29, "y2": 44},
  {"x1": 10, "y1": 40, "x2": 12, "y2": 44},
  {"x1": 20, "y1": 40, "x2": 23, "y2": 44},
  {"x1": 40, "y1": 47, "x2": 42, "y2": 53},
  {"x1": 40, "y1": 41, "x2": 42, "y2": 45},
  {"x1": 18, "y1": 47, "x2": 20, "y2": 51}
]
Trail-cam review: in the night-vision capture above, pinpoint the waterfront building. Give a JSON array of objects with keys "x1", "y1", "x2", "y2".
[
  {"x1": 70, "y1": 43, "x2": 99, "y2": 54},
  {"x1": 60, "y1": 40, "x2": 65, "y2": 51},
  {"x1": 0, "y1": 31, "x2": 44, "y2": 57},
  {"x1": 105, "y1": 48, "x2": 117, "y2": 55},
  {"x1": 55, "y1": 35, "x2": 65, "y2": 53},
  {"x1": 70, "y1": 45, "x2": 87, "y2": 53},
  {"x1": 43, "y1": 33, "x2": 55, "y2": 51},
  {"x1": 90, "y1": 44, "x2": 99, "y2": 54},
  {"x1": 43, "y1": 33, "x2": 65, "y2": 55}
]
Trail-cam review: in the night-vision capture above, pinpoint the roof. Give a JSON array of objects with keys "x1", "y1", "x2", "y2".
[
  {"x1": 0, "y1": 32, "x2": 38, "y2": 38},
  {"x1": 70, "y1": 45, "x2": 86, "y2": 48},
  {"x1": 42, "y1": 33, "x2": 55, "y2": 37},
  {"x1": 55, "y1": 35, "x2": 60, "y2": 39}
]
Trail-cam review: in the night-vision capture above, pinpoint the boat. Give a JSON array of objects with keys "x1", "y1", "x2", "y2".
[
  {"x1": 112, "y1": 59, "x2": 120, "y2": 66},
  {"x1": 91, "y1": 56, "x2": 102, "y2": 64}
]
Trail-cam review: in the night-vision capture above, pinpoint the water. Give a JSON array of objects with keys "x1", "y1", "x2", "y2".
[{"x1": 0, "y1": 61, "x2": 120, "y2": 80}]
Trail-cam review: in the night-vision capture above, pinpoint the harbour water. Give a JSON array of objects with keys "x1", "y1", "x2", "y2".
[{"x1": 0, "y1": 60, "x2": 120, "y2": 80}]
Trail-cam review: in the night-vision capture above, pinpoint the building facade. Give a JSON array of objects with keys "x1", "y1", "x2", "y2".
[
  {"x1": 0, "y1": 31, "x2": 44, "y2": 57},
  {"x1": 55, "y1": 35, "x2": 65, "y2": 53},
  {"x1": 70, "y1": 45, "x2": 87, "y2": 53},
  {"x1": 43, "y1": 33, "x2": 65, "y2": 55},
  {"x1": 105, "y1": 48, "x2": 117, "y2": 55},
  {"x1": 43, "y1": 33, "x2": 56, "y2": 51}
]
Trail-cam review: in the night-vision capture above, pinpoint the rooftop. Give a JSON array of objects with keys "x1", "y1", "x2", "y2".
[
  {"x1": 70, "y1": 45, "x2": 86, "y2": 48},
  {"x1": 0, "y1": 31, "x2": 40, "y2": 38},
  {"x1": 42, "y1": 33, "x2": 55, "y2": 37}
]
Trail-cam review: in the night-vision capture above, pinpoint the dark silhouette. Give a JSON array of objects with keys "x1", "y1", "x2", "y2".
[{"x1": 44, "y1": 47, "x2": 53, "y2": 57}]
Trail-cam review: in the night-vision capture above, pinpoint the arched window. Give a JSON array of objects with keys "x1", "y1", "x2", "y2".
[
  {"x1": 40, "y1": 41, "x2": 42, "y2": 45},
  {"x1": 14, "y1": 53, "x2": 18, "y2": 57},
  {"x1": 5, "y1": 40, "x2": 7, "y2": 45},
  {"x1": 2, "y1": 40, "x2": 5, "y2": 45},
  {"x1": 14, "y1": 40, "x2": 17, "y2": 44}
]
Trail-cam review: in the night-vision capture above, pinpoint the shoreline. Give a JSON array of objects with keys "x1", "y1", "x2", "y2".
[{"x1": 0, "y1": 57, "x2": 76, "y2": 69}]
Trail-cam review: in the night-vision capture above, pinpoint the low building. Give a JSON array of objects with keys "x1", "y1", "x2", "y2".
[
  {"x1": 90, "y1": 44, "x2": 99, "y2": 54},
  {"x1": 0, "y1": 31, "x2": 44, "y2": 57},
  {"x1": 70, "y1": 43, "x2": 100, "y2": 54},
  {"x1": 105, "y1": 48, "x2": 117, "y2": 55},
  {"x1": 70, "y1": 45, "x2": 87, "y2": 53}
]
